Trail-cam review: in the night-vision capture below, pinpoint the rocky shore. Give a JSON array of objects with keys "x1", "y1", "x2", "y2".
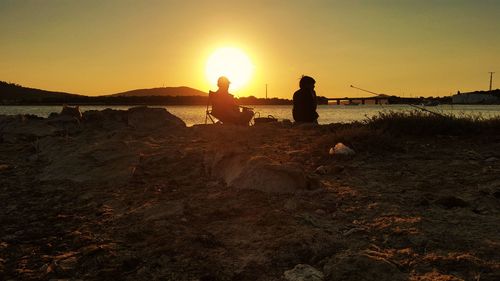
[{"x1": 1, "y1": 107, "x2": 499, "y2": 280}]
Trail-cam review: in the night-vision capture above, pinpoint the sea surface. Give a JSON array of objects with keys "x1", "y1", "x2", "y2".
[{"x1": 1, "y1": 104, "x2": 500, "y2": 127}]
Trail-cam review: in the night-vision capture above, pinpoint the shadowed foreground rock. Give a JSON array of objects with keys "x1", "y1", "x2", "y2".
[
  {"x1": 206, "y1": 150, "x2": 320, "y2": 193},
  {"x1": 0, "y1": 108, "x2": 499, "y2": 280},
  {"x1": 1, "y1": 106, "x2": 185, "y2": 184}
]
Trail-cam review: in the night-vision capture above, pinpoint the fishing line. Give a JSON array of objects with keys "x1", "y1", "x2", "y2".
[{"x1": 350, "y1": 85, "x2": 445, "y2": 117}]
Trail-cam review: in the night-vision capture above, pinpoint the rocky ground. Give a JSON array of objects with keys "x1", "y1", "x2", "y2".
[{"x1": 0, "y1": 107, "x2": 499, "y2": 281}]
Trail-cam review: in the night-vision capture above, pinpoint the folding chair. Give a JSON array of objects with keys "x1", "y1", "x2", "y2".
[{"x1": 205, "y1": 91, "x2": 218, "y2": 124}]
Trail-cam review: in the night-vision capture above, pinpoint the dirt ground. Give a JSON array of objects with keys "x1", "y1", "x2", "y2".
[{"x1": 0, "y1": 108, "x2": 499, "y2": 280}]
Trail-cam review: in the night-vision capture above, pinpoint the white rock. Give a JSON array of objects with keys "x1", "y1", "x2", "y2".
[{"x1": 329, "y1": 143, "x2": 355, "y2": 156}]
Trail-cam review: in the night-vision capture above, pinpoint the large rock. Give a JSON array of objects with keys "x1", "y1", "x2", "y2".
[
  {"x1": 43, "y1": 106, "x2": 83, "y2": 134},
  {"x1": 207, "y1": 150, "x2": 319, "y2": 194},
  {"x1": 82, "y1": 107, "x2": 186, "y2": 131},
  {"x1": 127, "y1": 106, "x2": 185, "y2": 130},
  {"x1": 82, "y1": 109, "x2": 129, "y2": 131},
  {"x1": 208, "y1": 149, "x2": 249, "y2": 184},
  {"x1": 231, "y1": 156, "x2": 315, "y2": 193},
  {"x1": 37, "y1": 136, "x2": 142, "y2": 184},
  {"x1": 0, "y1": 107, "x2": 190, "y2": 183},
  {"x1": 0, "y1": 115, "x2": 59, "y2": 142},
  {"x1": 60, "y1": 105, "x2": 83, "y2": 119}
]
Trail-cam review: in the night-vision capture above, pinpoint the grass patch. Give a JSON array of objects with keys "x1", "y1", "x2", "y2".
[
  {"x1": 314, "y1": 124, "x2": 399, "y2": 156},
  {"x1": 364, "y1": 110, "x2": 500, "y2": 136},
  {"x1": 314, "y1": 110, "x2": 500, "y2": 156}
]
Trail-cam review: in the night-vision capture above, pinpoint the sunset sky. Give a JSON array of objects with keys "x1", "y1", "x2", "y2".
[{"x1": 1, "y1": 0, "x2": 499, "y2": 98}]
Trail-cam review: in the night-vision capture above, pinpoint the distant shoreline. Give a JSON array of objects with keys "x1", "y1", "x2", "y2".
[{"x1": 3, "y1": 81, "x2": 500, "y2": 106}]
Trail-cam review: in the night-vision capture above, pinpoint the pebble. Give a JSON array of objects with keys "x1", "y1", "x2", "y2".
[
  {"x1": 315, "y1": 166, "x2": 329, "y2": 175},
  {"x1": 342, "y1": 227, "x2": 365, "y2": 236},
  {"x1": 434, "y1": 196, "x2": 468, "y2": 209},
  {"x1": 472, "y1": 206, "x2": 489, "y2": 215},
  {"x1": 493, "y1": 190, "x2": 500, "y2": 199},
  {"x1": 284, "y1": 199, "x2": 298, "y2": 211},
  {"x1": 206, "y1": 181, "x2": 219, "y2": 188},
  {"x1": 329, "y1": 143, "x2": 355, "y2": 156},
  {"x1": 314, "y1": 209, "x2": 326, "y2": 216}
]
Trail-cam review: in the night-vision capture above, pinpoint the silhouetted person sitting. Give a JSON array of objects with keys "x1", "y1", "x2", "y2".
[
  {"x1": 293, "y1": 75, "x2": 318, "y2": 123},
  {"x1": 209, "y1": 76, "x2": 254, "y2": 125}
]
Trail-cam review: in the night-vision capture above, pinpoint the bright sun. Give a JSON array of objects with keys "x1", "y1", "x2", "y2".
[{"x1": 205, "y1": 47, "x2": 253, "y2": 91}]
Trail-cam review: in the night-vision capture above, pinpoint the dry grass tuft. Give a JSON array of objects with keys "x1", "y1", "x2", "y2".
[{"x1": 365, "y1": 110, "x2": 500, "y2": 136}]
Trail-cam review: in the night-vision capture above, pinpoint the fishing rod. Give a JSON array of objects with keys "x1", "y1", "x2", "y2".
[
  {"x1": 349, "y1": 85, "x2": 444, "y2": 117},
  {"x1": 349, "y1": 85, "x2": 381, "y2": 96}
]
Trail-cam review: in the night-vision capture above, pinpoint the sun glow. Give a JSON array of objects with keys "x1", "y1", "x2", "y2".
[{"x1": 205, "y1": 47, "x2": 253, "y2": 91}]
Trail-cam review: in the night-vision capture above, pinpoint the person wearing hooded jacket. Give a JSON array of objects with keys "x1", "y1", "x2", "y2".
[{"x1": 292, "y1": 75, "x2": 319, "y2": 123}]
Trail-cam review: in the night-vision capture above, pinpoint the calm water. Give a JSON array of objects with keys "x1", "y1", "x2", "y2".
[{"x1": 1, "y1": 104, "x2": 500, "y2": 127}]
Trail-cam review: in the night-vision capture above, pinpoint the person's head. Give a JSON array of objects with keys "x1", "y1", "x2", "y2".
[
  {"x1": 217, "y1": 76, "x2": 230, "y2": 91},
  {"x1": 299, "y1": 75, "x2": 316, "y2": 90}
]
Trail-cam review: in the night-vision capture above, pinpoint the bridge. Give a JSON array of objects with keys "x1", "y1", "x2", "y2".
[{"x1": 327, "y1": 96, "x2": 389, "y2": 105}]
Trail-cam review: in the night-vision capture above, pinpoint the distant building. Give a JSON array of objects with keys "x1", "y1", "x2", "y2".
[{"x1": 452, "y1": 89, "x2": 500, "y2": 104}]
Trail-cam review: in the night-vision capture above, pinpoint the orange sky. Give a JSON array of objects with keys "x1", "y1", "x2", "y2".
[{"x1": 0, "y1": 0, "x2": 499, "y2": 98}]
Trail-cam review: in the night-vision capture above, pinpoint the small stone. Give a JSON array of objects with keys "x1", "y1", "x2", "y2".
[
  {"x1": 342, "y1": 227, "x2": 365, "y2": 236},
  {"x1": 315, "y1": 209, "x2": 326, "y2": 216},
  {"x1": 416, "y1": 198, "x2": 430, "y2": 207},
  {"x1": 122, "y1": 256, "x2": 142, "y2": 271},
  {"x1": 58, "y1": 256, "x2": 77, "y2": 271},
  {"x1": 284, "y1": 199, "x2": 298, "y2": 211},
  {"x1": 409, "y1": 235, "x2": 428, "y2": 247},
  {"x1": 434, "y1": 196, "x2": 468, "y2": 209},
  {"x1": 472, "y1": 206, "x2": 489, "y2": 215},
  {"x1": 477, "y1": 186, "x2": 492, "y2": 195},
  {"x1": 493, "y1": 190, "x2": 500, "y2": 199},
  {"x1": 136, "y1": 266, "x2": 147, "y2": 275},
  {"x1": 284, "y1": 264, "x2": 324, "y2": 281},
  {"x1": 315, "y1": 166, "x2": 329, "y2": 175},
  {"x1": 287, "y1": 150, "x2": 305, "y2": 157},
  {"x1": 0, "y1": 164, "x2": 9, "y2": 171},
  {"x1": 329, "y1": 143, "x2": 355, "y2": 156},
  {"x1": 485, "y1": 157, "x2": 498, "y2": 162},
  {"x1": 206, "y1": 181, "x2": 219, "y2": 188},
  {"x1": 28, "y1": 155, "x2": 39, "y2": 162},
  {"x1": 324, "y1": 253, "x2": 407, "y2": 280}
]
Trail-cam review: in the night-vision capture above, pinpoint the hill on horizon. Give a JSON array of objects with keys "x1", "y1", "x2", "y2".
[
  {"x1": 1, "y1": 81, "x2": 208, "y2": 99},
  {"x1": 0, "y1": 81, "x2": 83, "y2": 101},
  {"x1": 109, "y1": 86, "x2": 207, "y2": 97},
  {"x1": 0, "y1": 81, "x2": 211, "y2": 104}
]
